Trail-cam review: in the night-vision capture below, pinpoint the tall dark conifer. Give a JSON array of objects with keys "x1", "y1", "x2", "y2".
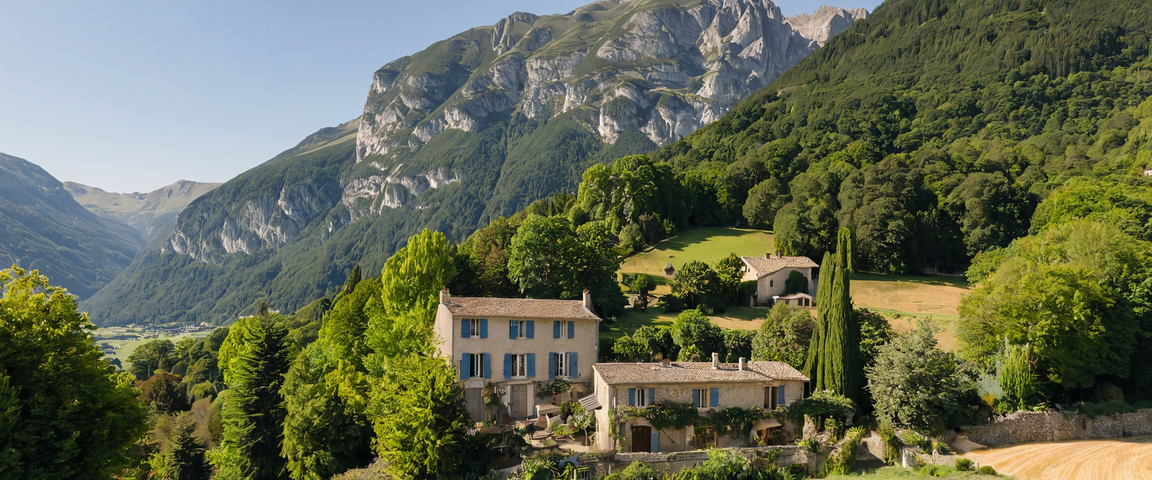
[
  {"x1": 804, "y1": 228, "x2": 863, "y2": 404},
  {"x1": 215, "y1": 316, "x2": 291, "y2": 480},
  {"x1": 169, "y1": 413, "x2": 211, "y2": 480}
]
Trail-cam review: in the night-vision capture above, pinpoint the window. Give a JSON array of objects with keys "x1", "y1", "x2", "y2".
[
  {"x1": 515, "y1": 320, "x2": 527, "y2": 338},
  {"x1": 636, "y1": 388, "x2": 649, "y2": 407},
  {"x1": 465, "y1": 319, "x2": 480, "y2": 338},
  {"x1": 469, "y1": 353, "x2": 484, "y2": 378},
  {"x1": 769, "y1": 280, "x2": 774, "y2": 287},
  {"x1": 554, "y1": 352, "x2": 568, "y2": 378},
  {"x1": 766, "y1": 386, "x2": 778, "y2": 410},
  {"x1": 511, "y1": 354, "x2": 527, "y2": 377},
  {"x1": 695, "y1": 388, "x2": 710, "y2": 408}
]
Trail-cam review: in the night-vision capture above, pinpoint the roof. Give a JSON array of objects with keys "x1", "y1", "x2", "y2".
[
  {"x1": 441, "y1": 296, "x2": 601, "y2": 320},
  {"x1": 777, "y1": 293, "x2": 814, "y2": 300},
  {"x1": 594, "y1": 361, "x2": 809, "y2": 385},
  {"x1": 741, "y1": 256, "x2": 818, "y2": 278},
  {"x1": 579, "y1": 393, "x2": 602, "y2": 411}
]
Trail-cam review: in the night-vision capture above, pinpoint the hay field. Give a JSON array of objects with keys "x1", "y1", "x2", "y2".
[{"x1": 964, "y1": 437, "x2": 1152, "y2": 480}]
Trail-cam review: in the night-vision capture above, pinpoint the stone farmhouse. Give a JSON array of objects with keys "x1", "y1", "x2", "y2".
[
  {"x1": 590, "y1": 355, "x2": 809, "y2": 453},
  {"x1": 433, "y1": 289, "x2": 601, "y2": 423},
  {"x1": 740, "y1": 254, "x2": 819, "y2": 306}
]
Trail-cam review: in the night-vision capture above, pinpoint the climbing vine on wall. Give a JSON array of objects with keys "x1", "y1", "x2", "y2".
[{"x1": 619, "y1": 402, "x2": 786, "y2": 438}]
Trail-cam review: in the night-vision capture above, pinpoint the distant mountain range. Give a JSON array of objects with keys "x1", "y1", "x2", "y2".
[
  {"x1": 0, "y1": 153, "x2": 143, "y2": 298},
  {"x1": 64, "y1": 180, "x2": 222, "y2": 246},
  {"x1": 80, "y1": 0, "x2": 867, "y2": 326}
]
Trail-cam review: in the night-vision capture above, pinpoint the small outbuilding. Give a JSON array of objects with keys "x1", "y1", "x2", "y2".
[{"x1": 740, "y1": 254, "x2": 818, "y2": 306}]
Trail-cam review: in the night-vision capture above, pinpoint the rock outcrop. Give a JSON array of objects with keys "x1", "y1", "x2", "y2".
[{"x1": 785, "y1": 6, "x2": 868, "y2": 46}]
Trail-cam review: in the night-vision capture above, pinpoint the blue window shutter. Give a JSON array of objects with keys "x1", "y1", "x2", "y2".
[
  {"x1": 628, "y1": 388, "x2": 635, "y2": 406},
  {"x1": 568, "y1": 321, "x2": 575, "y2": 339},
  {"x1": 710, "y1": 388, "x2": 719, "y2": 408},
  {"x1": 692, "y1": 389, "x2": 700, "y2": 407},
  {"x1": 548, "y1": 353, "x2": 556, "y2": 379},
  {"x1": 503, "y1": 354, "x2": 512, "y2": 379},
  {"x1": 527, "y1": 353, "x2": 536, "y2": 377},
  {"x1": 480, "y1": 319, "x2": 488, "y2": 338},
  {"x1": 461, "y1": 319, "x2": 469, "y2": 338},
  {"x1": 509, "y1": 321, "x2": 517, "y2": 339},
  {"x1": 777, "y1": 385, "x2": 786, "y2": 407},
  {"x1": 526, "y1": 321, "x2": 534, "y2": 338},
  {"x1": 649, "y1": 388, "x2": 656, "y2": 405},
  {"x1": 651, "y1": 431, "x2": 660, "y2": 453},
  {"x1": 483, "y1": 353, "x2": 491, "y2": 378},
  {"x1": 461, "y1": 353, "x2": 471, "y2": 379},
  {"x1": 553, "y1": 321, "x2": 561, "y2": 338},
  {"x1": 569, "y1": 351, "x2": 578, "y2": 378}
]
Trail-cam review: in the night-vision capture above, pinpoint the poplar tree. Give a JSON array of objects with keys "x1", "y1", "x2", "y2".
[
  {"x1": 212, "y1": 315, "x2": 291, "y2": 480},
  {"x1": 804, "y1": 228, "x2": 864, "y2": 404}
]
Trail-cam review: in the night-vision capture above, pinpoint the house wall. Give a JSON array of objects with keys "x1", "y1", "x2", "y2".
[
  {"x1": 593, "y1": 373, "x2": 806, "y2": 453},
  {"x1": 754, "y1": 267, "x2": 813, "y2": 302},
  {"x1": 434, "y1": 310, "x2": 599, "y2": 421}
]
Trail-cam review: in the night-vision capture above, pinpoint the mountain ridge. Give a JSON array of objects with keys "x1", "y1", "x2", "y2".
[
  {"x1": 64, "y1": 180, "x2": 222, "y2": 246},
  {"x1": 0, "y1": 153, "x2": 144, "y2": 298}
]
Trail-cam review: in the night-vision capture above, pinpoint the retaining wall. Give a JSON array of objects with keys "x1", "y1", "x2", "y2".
[
  {"x1": 583, "y1": 445, "x2": 815, "y2": 477},
  {"x1": 961, "y1": 408, "x2": 1152, "y2": 446}
]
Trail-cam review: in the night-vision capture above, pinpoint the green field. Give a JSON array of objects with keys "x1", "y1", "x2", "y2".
[
  {"x1": 95, "y1": 327, "x2": 213, "y2": 370},
  {"x1": 613, "y1": 228, "x2": 973, "y2": 350},
  {"x1": 825, "y1": 465, "x2": 1007, "y2": 479}
]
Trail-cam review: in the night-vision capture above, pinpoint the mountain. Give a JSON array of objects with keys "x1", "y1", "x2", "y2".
[
  {"x1": 785, "y1": 6, "x2": 867, "y2": 45},
  {"x1": 64, "y1": 180, "x2": 222, "y2": 245},
  {"x1": 0, "y1": 153, "x2": 144, "y2": 298},
  {"x1": 83, "y1": 0, "x2": 865, "y2": 326}
]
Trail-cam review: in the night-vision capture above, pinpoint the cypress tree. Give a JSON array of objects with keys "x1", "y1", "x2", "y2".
[
  {"x1": 804, "y1": 228, "x2": 863, "y2": 404},
  {"x1": 214, "y1": 316, "x2": 291, "y2": 480}
]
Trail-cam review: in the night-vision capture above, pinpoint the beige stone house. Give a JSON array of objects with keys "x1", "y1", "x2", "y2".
[
  {"x1": 740, "y1": 254, "x2": 818, "y2": 306},
  {"x1": 590, "y1": 356, "x2": 809, "y2": 453},
  {"x1": 433, "y1": 289, "x2": 600, "y2": 423}
]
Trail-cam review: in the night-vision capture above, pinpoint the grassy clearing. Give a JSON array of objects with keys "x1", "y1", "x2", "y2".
[
  {"x1": 94, "y1": 327, "x2": 212, "y2": 369},
  {"x1": 851, "y1": 273, "x2": 971, "y2": 351},
  {"x1": 619, "y1": 227, "x2": 775, "y2": 295}
]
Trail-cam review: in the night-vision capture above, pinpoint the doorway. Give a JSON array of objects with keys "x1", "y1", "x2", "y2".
[
  {"x1": 510, "y1": 384, "x2": 529, "y2": 419},
  {"x1": 631, "y1": 425, "x2": 652, "y2": 452},
  {"x1": 465, "y1": 388, "x2": 483, "y2": 423}
]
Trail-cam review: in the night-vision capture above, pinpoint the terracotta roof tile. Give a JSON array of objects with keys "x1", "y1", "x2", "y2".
[
  {"x1": 741, "y1": 256, "x2": 818, "y2": 278},
  {"x1": 442, "y1": 296, "x2": 601, "y2": 320},
  {"x1": 594, "y1": 361, "x2": 809, "y2": 385}
]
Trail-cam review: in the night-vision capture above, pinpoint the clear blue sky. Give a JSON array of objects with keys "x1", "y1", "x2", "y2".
[{"x1": 0, "y1": 0, "x2": 882, "y2": 193}]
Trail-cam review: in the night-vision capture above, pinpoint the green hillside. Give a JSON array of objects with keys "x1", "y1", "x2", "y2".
[
  {"x1": 0, "y1": 153, "x2": 144, "y2": 298},
  {"x1": 64, "y1": 180, "x2": 221, "y2": 246}
]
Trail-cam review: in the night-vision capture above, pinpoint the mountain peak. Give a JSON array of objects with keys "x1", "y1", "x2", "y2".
[{"x1": 786, "y1": 5, "x2": 868, "y2": 46}]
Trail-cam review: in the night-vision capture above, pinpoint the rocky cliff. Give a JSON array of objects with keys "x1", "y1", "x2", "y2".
[
  {"x1": 82, "y1": 0, "x2": 866, "y2": 325},
  {"x1": 0, "y1": 153, "x2": 144, "y2": 298},
  {"x1": 785, "y1": 6, "x2": 868, "y2": 46},
  {"x1": 64, "y1": 180, "x2": 222, "y2": 245}
]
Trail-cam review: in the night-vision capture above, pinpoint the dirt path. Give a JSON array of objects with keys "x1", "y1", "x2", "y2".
[{"x1": 964, "y1": 437, "x2": 1152, "y2": 480}]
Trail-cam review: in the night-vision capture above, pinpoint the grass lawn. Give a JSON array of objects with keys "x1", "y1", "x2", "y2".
[
  {"x1": 95, "y1": 327, "x2": 212, "y2": 370},
  {"x1": 619, "y1": 227, "x2": 774, "y2": 294},
  {"x1": 851, "y1": 273, "x2": 971, "y2": 351},
  {"x1": 599, "y1": 306, "x2": 770, "y2": 342}
]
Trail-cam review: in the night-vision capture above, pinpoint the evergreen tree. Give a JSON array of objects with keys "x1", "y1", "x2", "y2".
[
  {"x1": 341, "y1": 264, "x2": 362, "y2": 297},
  {"x1": 281, "y1": 351, "x2": 373, "y2": 480},
  {"x1": 169, "y1": 413, "x2": 211, "y2": 480},
  {"x1": 212, "y1": 316, "x2": 291, "y2": 480},
  {"x1": 804, "y1": 228, "x2": 863, "y2": 404}
]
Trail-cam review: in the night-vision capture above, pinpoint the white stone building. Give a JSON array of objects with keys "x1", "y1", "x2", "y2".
[
  {"x1": 740, "y1": 254, "x2": 819, "y2": 306},
  {"x1": 590, "y1": 355, "x2": 809, "y2": 453},
  {"x1": 433, "y1": 289, "x2": 600, "y2": 423}
]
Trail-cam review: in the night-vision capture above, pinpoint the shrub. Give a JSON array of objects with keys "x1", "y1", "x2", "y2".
[
  {"x1": 608, "y1": 461, "x2": 659, "y2": 480},
  {"x1": 823, "y1": 427, "x2": 866, "y2": 475},
  {"x1": 877, "y1": 422, "x2": 901, "y2": 465},
  {"x1": 978, "y1": 465, "x2": 997, "y2": 475},
  {"x1": 901, "y1": 430, "x2": 931, "y2": 452},
  {"x1": 955, "y1": 458, "x2": 974, "y2": 471},
  {"x1": 797, "y1": 438, "x2": 820, "y2": 453},
  {"x1": 920, "y1": 464, "x2": 949, "y2": 477}
]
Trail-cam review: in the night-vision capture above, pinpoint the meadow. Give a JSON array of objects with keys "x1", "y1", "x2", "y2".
[
  {"x1": 614, "y1": 228, "x2": 972, "y2": 350},
  {"x1": 94, "y1": 326, "x2": 212, "y2": 369}
]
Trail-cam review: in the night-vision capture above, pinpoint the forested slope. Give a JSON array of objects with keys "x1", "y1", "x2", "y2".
[
  {"x1": 650, "y1": 0, "x2": 1152, "y2": 273},
  {"x1": 0, "y1": 153, "x2": 143, "y2": 298}
]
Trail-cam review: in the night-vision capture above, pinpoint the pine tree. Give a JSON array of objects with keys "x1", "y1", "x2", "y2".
[
  {"x1": 169, "y1": 413, "x2": 211, "y2": 480},
  {"x1": 212, "y1": 316, "x2": 291, "y2": 480},
  {"x1": 341, "y1": 264, "x2": 362, "y2": 297},
  {"x1": 804, "y1": 228, "x2": 864, "y2": 404}
]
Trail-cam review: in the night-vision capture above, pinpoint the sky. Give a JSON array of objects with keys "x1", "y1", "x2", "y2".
[{"x1": 0, "y1": 0, "x2": 883, "y2": 193}]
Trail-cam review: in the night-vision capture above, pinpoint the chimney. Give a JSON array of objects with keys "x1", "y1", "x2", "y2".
[
  {"x1": 712, "y1": 352, "x2": 719, "y2": 369},
  {"x1": 739, "y1": 357, "x2": 746, "y2": 371},
  {"x1": 440, "y1": 287, "x2": 450, "y2": 304},
  {"x1": 765, "y1": 252, "x2": 771, "y2": 259},
  {"x1": 583, "y1": 289, "x2": 593, "y2": 310}
]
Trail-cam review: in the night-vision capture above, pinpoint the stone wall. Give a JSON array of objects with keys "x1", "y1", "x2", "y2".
[{"x1": 961, "y1": 408, "x2": 1152, "y2": 446}]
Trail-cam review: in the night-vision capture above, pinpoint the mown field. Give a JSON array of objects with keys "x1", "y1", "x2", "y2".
[
  {"x1": 964, "y1": 437, "x2": 1152, "y2": 480},
  {"x1": 95, "y1": 327, "x2": 213, "y2": 369},
  {"x1": 825, "y1": 464, "x2": 1006, "y2": 479},
  {"x1": 614, "y1": 228, "x2": 972, "y2": 350}
]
